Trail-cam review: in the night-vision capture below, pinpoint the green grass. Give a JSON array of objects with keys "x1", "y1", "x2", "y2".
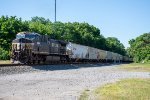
[
  {"x1": 79, "y1": 89, "x2": 90, "y2": 100},
  {"x1": 79, "y1": 78, "x2": 150, "y2": 100},
  {"x1": 0, "y1": 60, "x2": 11, "y2": 64},
  {"x1": 119, "y1": 63, "x2": 150, "y2": 72},
  {"x1": 95, "y1": 78, "x2": 150, "y2": 100}
]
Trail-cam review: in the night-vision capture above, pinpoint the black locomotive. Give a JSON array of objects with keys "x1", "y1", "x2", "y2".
[{"x1": 11, "y1": 32, "x2": 68, "y2": 64}]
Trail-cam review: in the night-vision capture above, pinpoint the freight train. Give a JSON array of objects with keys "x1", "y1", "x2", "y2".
[{"x1": 11, "y1": 32, "x2": 132, "y2": 64}]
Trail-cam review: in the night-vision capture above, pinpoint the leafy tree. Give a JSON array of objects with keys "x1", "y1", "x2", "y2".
[
  {"x1": 31, "y1": 16, "x2": 51, "y2": 24},
  {"x1": 0, "y1": 15, "x2": 127, "y2": 60},
  {"x1": 0, "y1": 47, "x2": 9, "y2": 60},
  {"x1": 29, "y1": 18, "x2": 52, "y2": 35},
  {"x1": 106, "y1": 37, "x2": 126, "y2": 55},
  {"x1": 0, "y1": 15, "x2": 29, "y2": 50},
  {"x1": 127, "y1": 33, "x2": 150, "y2": 62}
]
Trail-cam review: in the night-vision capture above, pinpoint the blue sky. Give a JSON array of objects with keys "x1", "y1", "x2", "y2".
[{"x1": 0, "y1": 0, "x2": 150, "y2": 48}]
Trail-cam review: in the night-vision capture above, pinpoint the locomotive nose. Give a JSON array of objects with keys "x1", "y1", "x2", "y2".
[
  {"x1": 11, "y1": 38, "x2": 33, "y2": 64},
  {"x1": 12, "y1": 38, "x2": 32, "y2": 50}
]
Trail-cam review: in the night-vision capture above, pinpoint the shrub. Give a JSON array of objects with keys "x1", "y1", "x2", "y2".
[{"x1": 0, "y1": 47, "x2": 10, "y2": 60}]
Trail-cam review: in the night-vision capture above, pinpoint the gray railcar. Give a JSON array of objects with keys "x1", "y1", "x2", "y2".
[{"x1": 66, "y1": 42, "x2": 89, "y2": 61}]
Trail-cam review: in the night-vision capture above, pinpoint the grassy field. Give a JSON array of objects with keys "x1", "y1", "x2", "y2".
[
  {"x1": 79, "y1": 63, "x2": 150, "y2": 100},
  {"x1": 119, "y1": 63, "x2": 150, "y2": 72},
  {"x1": 0, "y1": 60, "x2": 11, "y2": 64},
  {"x1": 79, "y1": 89, "x2": 90, "y2": 100},
  {"x1": 95, "y1": 78, "x2": 150, "y2": 100},
  {"x1": 80, "y1": 78, "x2": 150, "y2": 100}
]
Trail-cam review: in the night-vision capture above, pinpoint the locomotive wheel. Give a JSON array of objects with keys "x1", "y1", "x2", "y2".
[
  {"x1": 32, "y1": 60, "x2": 35, "y2": 64},
  {"x1": 18, "y1": 52, "x2": 29, "y2": 64},
  {"x1": 19, "y1": 55, "x2": 29, "y2": 64},
  {"x1": 38, "y1": 60, "x2": 40, "y2": 64}
]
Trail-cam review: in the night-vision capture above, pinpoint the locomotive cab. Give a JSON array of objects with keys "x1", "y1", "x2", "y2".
[{"x1": 11, "y1": 32, "x2": 39, "y2": 64}]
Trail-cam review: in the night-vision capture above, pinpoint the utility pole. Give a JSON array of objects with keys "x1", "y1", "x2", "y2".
[
  {"x1": 52, "y1": 0, "x2": 56, "y2": 39},
  {"x1": 55, "y1": 0, "x2": 56, "y2": 22}
]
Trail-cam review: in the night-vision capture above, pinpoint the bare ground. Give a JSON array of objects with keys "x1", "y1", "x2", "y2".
[{"x1": 0, "y1": 64, "x2": 149, "y2": 100}]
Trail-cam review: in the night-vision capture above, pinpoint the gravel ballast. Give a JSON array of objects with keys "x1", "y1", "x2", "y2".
[{"x1": 0, "y1": 64, "x2": 150, "y2": 100}]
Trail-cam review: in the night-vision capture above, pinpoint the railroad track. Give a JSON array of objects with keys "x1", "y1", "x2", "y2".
[
  {"x1": 0, "y1": 63, "x2": 24, "y2": 67},
  {"x1": 0, "y1": 62, "x2": 105, "y2": 67},
  {"x1": 0, "y1": 63, "x2": 61, "y2": 67},
  {"x1": 0, "y1": 63, "x2": 66, "y2": 67}
]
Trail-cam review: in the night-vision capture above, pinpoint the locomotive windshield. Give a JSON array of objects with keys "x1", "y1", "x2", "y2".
[{"x1": 16, "y1": 32, "x2": 40, "y2": 40}]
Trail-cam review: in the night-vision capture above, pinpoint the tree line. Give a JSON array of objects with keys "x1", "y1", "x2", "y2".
[
  {"x1": 0, "y1": 15, "x2": 126, "y2": 60},
  {"x1": 127, "y1": 33, "x2": 150, "y2": 63}
]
